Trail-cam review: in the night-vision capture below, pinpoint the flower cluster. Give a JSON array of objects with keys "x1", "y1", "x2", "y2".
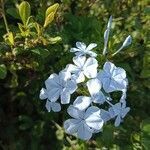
[{"x1": 39, "y1": 16, "x2": 131, "y2": 140}]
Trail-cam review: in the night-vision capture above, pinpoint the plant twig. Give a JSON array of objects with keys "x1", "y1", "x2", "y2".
[{"x1": 1, "y1": 0, "x2": 9, "y2": 33}]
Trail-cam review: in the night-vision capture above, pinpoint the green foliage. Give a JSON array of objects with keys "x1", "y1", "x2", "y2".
[
  {"x1": 0, "y1": 64, "x2": 7, "y2": 79},
  {"x1": 0, "y1": 0, "x2": 149, "y2": 149},
  {"x1": 18, "y1": 1, "x2": 31, "y2": 25},
  {"x1": 141, "y1": 119, "x2": 150, "y2": 150}
]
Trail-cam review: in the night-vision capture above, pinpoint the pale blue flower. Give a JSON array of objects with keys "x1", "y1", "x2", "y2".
[
  {"x1": 39, "y1": 88, "x2": 61, "y2": 112},
  {"x1": 98, "y1": 61, "x2": 128, "y2": 93},
  {"x1": 108, "y1": 102, "x2": 130, "y2": 127},
  {"x1": 66, "y1": 56, "x2": 98, "y2": 83},
  {"x1": 64, "y1": 105, "x2": 104, "y2": 140},
  {"x1": 70, "y1": 42, "x2": 97, "y2": 57},
  {"x1": 39, "y1": 71, "x2": 77, "y2": 104}
]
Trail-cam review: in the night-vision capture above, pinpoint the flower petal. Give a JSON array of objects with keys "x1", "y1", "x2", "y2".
[
  {"x1": 85, "y1": 107, "x2": 104, "y2": 130},
  {"x1": 103, "y1": 61, "x2": 116, "y2": 74},
  {"x1": 77, "y1": 123, "x2": 93, "y2": 140},
  {"x1": 112, "y1": 103, "x2": 122, "y2": 115},
  {"x1": 39, "y1": 88, "x2": 47, "y2": 100},
  {"x1": 112, "y1": 67, "x2": 126, "y2": 79},
  {"x1": 67, "y1": 105, "x2": 83, "y2": 119},
  {"x1": 73, "y1": 56, "x2": 86, "y2": 67},
  {"x1": 101, "y1": 77, "x2": 111, "y2": 93},
  {"x1": 73, "y1": 96, "x2": 91, "y2": 111},
  {"x1": 101, "y1": 109, "x2": 111, "y2": 122},
  {"x1": 59, "y1": 71, "x2": 71, "y2": 82},
  {"x1": 47, "y1": 88, "x2": 60, "y2": 102},
  {"x1": 51, "y1": 102, "x2": 61, "y2": 112},
  {"x1": 92, "y1": 91, "x2": 106, "y2": 104},
  {"x1": 87, "y1": 78, "x2": 101, "y2": 96},
  {"x1": 86, "y1": 43, "x2": 97, "y2": 51},
  {"x1": 85, "y1": 116, "x2": 103, "y2": 131},
  {"x1": 86, "y1": 51, "x2": 97, "y2": 57},
  {"x1": 64, "y1": 119, "x2": 81, "y2": 135},
  {"x1": 121, "y1": 107, "x2": 130, "y2": 118},
  {"x1": 84, "y1": 106, "x2": 101, "y2": 119},
  {"x1": 45, "y1": 73, "x2": 59, "y2": 89},
  {"x1": 75, "y1": 72, "x2": 85, "y2": 83},
  {"x1": 45, "y1": 100, "x2": 51, "y2": 112},
  {"x1": 66, "y1": 64, "x2": 79, "y2": 73},
  {"x1": 108, "y1": 107, "x2": 116, "y2": 118},
  {"x1": 114, "y1": 115, "x2": 121, "y2": 127},
  {"x1": 76, "y1": 42, "x2": 86, "y2": 50},
  {"x1": 66, "y1": 80, "x2": 77, "y2": 94},
  {"x1": 61, "y1": 89, "x2": 70, "y2": 104},
  {"x1": 83, "y1": 58, "x2": 98, "y2": 78},
  {"x1": 75, "y1": 51, "x2": 85, "y2": 57},
  {"x1": 70, "y1": 48, "x2": 80, "y2": 52}
]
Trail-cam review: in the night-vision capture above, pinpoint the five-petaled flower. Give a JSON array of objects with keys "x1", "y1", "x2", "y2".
[
  {"x1": 70, "y1": 42, "x2": 97, "y2": 57},
  {"x1": 66, "y1": 56, "x2": 98, "y2": 83},
  {"x1": 98, "y1": 61, "x2": 128, "y2": 93},
  {"x1": 40, "y1": 88, "x2": 61, "y2": 112},
  {"x1": 64, "y1": 105, "x2": 104, "y2": 140},
  {"x1": 39, "y1": 71, "x2": 77, "y2": 104},
  {"x1": 108, "y1": 102, "x2": 130, "y2": 127}
]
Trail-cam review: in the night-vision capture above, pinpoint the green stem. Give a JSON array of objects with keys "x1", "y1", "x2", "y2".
[{"x1": 1, "y1": 0, "x2": 9, "y2": 33}]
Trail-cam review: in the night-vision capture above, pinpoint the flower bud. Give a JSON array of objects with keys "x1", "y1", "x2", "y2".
[{"x1": 122, "y1": 35, "x2": 132, "y2": 48}]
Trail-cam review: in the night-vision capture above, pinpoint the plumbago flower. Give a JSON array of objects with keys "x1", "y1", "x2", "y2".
[
  {"x1": 64, "y1": 105, "x2": 104, "y2": 140},
  {"x1": 39, "y1": 71, "x2": 77, "y2": 106},
  {"x1": 98, "y1": 61, "x2": 128, "y2": 93},
  {"x1": 66, "y1": 56, "x2": 98, "y2": 83},
  {"x1": 108, "y1": 102, "x2": 130, "y2": 127},
  {"x1": 40, "y1": 88, "x2": 61, "y2": 112},
  {"x1": 39, "y1": 16, "x2": 131, "y2": 140},
  {"x1": 70, "y1": 42, "x2": 97, "y2": 57}
]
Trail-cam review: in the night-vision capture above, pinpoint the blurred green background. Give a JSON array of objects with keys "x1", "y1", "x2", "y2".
[{"x1": 0, "y1": 0, "x2": 150, "y2": 149}]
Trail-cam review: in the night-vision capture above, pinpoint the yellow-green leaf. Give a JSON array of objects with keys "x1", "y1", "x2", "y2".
[
  {"x1": 48, "y1": 36, "x2": 62, "y2": 44},
  {"x1": 3, "y1": 32, "x2": 14, "y2": 46},
  {"x1": 18, "y1": 1, "x2": 31, "y2": 25},
  {"x1": 34, "y1": 22, "x2": 42, "y2": 36},
  {"x1": 43, "y1": 12, "x2": 54, "y2": 28},
  {"x1": 45, "y1": 3, "x2": 59, "y2": 18},
  {"x1": 18, "y1": 23, "x2": 30, "y2": 37}
]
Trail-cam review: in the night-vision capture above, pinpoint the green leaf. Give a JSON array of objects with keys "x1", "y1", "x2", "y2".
[
  {"x1": 0, "y1": 64, "x2": 7, "y2": 79},
  {"x1": 3, "y1": 32, "x2": 14, "y2": 46},
  {"x1": 6, "y1": 7, "x2": 20, "y2": 19},
  {"x1": 44, "y1": 12, "x2": 54, "y2": 28},
  {"x1": 18, "y1": 1, "x2": 31, "y2": 25},
  {"x1": 18, "y1": 115, "x2": 33, "y2": 130},
  {"x1": 48, "y1": 36, "x2": 62, "y2": 44},
  {"x1": 31, "y1": 48, "x2": 50, "y2": 58},
  {"x1": 141, "y1": 53, "x2": 150, "y2": 78},
  {"x1": 45, "y1": 3, "x2": 59, "y2": 18},
  {"x1": 141, "y1": 119, "x2": 150, "y2": 150}
]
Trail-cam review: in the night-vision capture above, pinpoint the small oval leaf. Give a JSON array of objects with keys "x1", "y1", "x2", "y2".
[
  {"x1": 44, "y1": 12, "x2": 54, "y2": 28},
  {"x1": 18, "y1": 1, "x2": 31, "y2": 25},
  {"x1": 45, "y1": 3, "x2": 59, "y2": 18}
]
